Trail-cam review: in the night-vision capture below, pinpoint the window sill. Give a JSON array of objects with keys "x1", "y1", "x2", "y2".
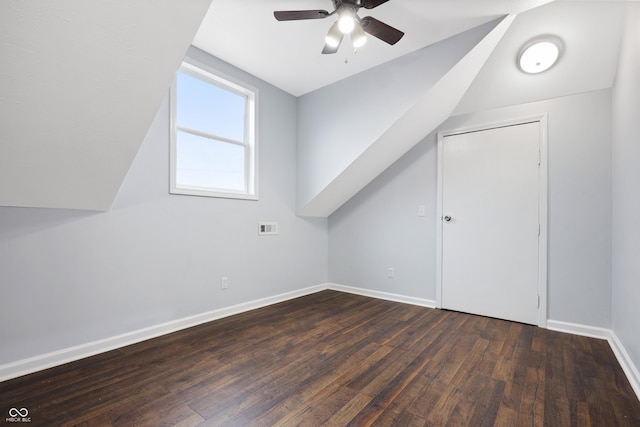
[{"x1": 170, "y1": 187, "x2": 258, "y2": 201}]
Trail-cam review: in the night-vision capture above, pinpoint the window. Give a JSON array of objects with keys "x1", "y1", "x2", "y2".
[{"x1": 170, "y1": 60, "x2": 257, "y2": 199}]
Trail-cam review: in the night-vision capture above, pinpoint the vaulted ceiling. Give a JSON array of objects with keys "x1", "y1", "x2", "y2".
[
  {"x1": 0, "y1": 0, "x2": 213, "y2": 210},
  {"x1": 194, "y1": 0, "x2": 625, "y2": 216},
  {"x1": 0, "y1": 0, "x2": 628, "y2": 214},
  {"x1": 193, "y1": 0, "x2": 622, "y2": 99}
]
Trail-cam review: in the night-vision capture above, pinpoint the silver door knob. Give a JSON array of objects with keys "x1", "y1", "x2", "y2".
[{"x1": 444, "y1": 215, "x2": 452, "y2": 222}]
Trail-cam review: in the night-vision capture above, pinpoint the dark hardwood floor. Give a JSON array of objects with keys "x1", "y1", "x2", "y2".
[{"x1": 2, "y1": 290, "x2": 639, "y2": 426}]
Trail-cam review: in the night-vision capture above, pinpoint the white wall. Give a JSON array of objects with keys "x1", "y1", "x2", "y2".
[
  {"x1": 329, "y1": 89, "x2": 612, "y2": 328},
  {"x1": 0, "y1": 48, "x2": 328, "y2": 366},
  {"x1": 612, "y1": 2, "x2": 640, "y2": 379}
]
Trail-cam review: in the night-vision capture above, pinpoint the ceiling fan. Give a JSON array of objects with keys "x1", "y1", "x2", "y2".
[{"x1": 274, "y1": 0, "x2": 404, "y2": 54}]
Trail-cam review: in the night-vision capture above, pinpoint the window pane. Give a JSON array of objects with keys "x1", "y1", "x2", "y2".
[
  {"x1": 176, "y1": 72, "x2": 246, "y2": 142},
  {"x1": 176, "y1": 131, "x2": 245, "y2": 192}
]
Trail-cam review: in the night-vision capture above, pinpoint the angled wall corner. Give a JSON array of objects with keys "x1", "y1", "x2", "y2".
[
  {"x1": 296, "y1": 16, "x2": 515, "y2": 218},
  {"x1": 0, "y1": 0, "x2": 213, "y2": 211}
]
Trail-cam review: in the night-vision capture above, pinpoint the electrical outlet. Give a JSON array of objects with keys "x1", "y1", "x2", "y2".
[
  {"x1": 221, "y1": 277, "x2": 228, "y2": 290},
  {"x1": 387, "y1": 268, "x2": 395, "y2": 278},
  {"x1": 418, "y1": 205, "x2": 426, "y2": 217}
]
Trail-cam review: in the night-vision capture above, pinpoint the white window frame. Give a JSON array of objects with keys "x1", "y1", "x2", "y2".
[{"x1": 170, "y1": 59, "x2": 258, "y2": 200}]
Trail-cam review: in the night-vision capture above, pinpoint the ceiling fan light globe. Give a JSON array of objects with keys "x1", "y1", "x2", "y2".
[
  {"x1": 325, "y1": 21, "x2": 342, "y2": 48},
  {"x1": 352, "y1": 23, "x2": 367, "y2": 48},
  {"x1": 326, "y1": 34, "x2": 340, "y2": 48},
  {"x1": 338, "y1": 15, "x2": 355, "y2": 33},
  {"x1": 353, "y1": 34, "x2": 367, "y2": 48}
]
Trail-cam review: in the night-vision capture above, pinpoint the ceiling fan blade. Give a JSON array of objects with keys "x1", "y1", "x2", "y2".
[
  {"x1": 360, "y1": 16, "x2": 404, "y2": 45},
  {"x1": 322, "y1": 34, "x2": 343, "y2": 54},
  {"x1": 274, "y1": 10, "x2": 330, "y2": 21},
  {"x1": 361, "y1": 0, "x2": 390, "y2": 9}
]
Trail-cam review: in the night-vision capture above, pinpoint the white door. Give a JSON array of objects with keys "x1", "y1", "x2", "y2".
[{"x1": 440, "y1": 122, "x2": 540, "y2": 325}]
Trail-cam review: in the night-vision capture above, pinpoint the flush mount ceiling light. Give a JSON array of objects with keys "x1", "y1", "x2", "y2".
[{"x1": 518, "y1": 38, "x2": 562, "y2": 74}]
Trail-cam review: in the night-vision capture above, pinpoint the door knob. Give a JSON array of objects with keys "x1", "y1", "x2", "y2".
[{"x1": 444, "y1": 215, "x2": 452, "y2": 222}]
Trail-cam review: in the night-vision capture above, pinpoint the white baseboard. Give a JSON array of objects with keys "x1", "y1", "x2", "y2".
[
  {"x1": 547, "y1": 319, "x2": 640, "y2": 401},
  {"x1": 3, "y1": 286, "x2": 638, "y2": 404},
  {"x1": 0, "y1": 284, "x2": 327, "y2": 383},
  {"x1": 546, "y1": 319, "x2": 612, "y2": 340},
  {"x1": 327, "y1": 283, "x2": 437, "y2": 308},
  {"x1": 607, "y1": 332, "x2": 640, "y2": 401},
  {"x1": 1, "y1": 283, "x2": 435, "y2": 382}
]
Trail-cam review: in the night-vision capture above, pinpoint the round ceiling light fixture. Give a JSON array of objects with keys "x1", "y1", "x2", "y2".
[{"x1": 518, "y1": 37, "x2": 562, "y2": 74}]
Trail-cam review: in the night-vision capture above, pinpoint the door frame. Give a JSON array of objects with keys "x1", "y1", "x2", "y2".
[{"x1": 435, "y1": 115, "x2": 548, "y2": 327}]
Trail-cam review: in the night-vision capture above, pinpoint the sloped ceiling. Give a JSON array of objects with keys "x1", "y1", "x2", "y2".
[
  {"x1": 195, "y1": 0, "x2": 626, "y2": 218},
  {"x1": 0, "y1": 0, "x2": 626, "y2": 215},
  {"x1": 0, "y1": 0, "x2": 212, "y2": 211},
  {"x1": 296, "y1": 18, "x2": 513, "y2": 216},
  {"x1": 194, "y1": 0, "x2": 554, "y2": 96},
  {"x1": 298, "y1": 17, "x2": 516, "y2": 216},
  {"x1": 455, "y1": 0, "x2": 626, "y2": 115}
]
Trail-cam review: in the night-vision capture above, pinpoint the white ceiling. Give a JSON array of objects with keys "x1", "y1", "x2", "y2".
[
  {"x1": 454, "y1": 0, "x2": 626, "y2": 115},
  {"x1": 0, "y1": 0, "x2": 626, "y2": 212},
  {"x1": 0, "y1": 0, "x2": 213, "y2": 211},
  {"x1": 194, "y1": 0, "x2": 627, "y2": 217},
  {"x1": 193, "y1": 0, "x2": 557, "y2": 96}
]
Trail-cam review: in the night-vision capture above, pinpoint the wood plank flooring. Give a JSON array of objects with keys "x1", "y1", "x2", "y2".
[{"x1": 1, "y1": 290, "x2": 639, "y2": 426}]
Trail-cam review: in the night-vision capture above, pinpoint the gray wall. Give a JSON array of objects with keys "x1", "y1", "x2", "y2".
[
  {"x1": 329, "y1": 89, "x2": 612, "y2": 328},
  {"x1": 612, "y1": 2, "x2": 640, "y2": 376},
  {"x1": 0, "y1": 48, "x2": 328, "y2": 365},
  {"x1": 329, "y1": 138, "x2": 437, "y2": 301},
  {"x1": 296, "y1": 20, "x2": 498, "y2": 212}
]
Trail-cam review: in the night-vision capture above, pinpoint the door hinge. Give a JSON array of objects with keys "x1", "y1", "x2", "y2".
[
  {"x1": 538, "y1": 151, "x2": 541, "y2": 166},
  {"x1": 538, "y1": 224, "x2": 541, "y2": 236},
  {"x1": 537, "y1": 294, "x2": 540, "y2": 308}
]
